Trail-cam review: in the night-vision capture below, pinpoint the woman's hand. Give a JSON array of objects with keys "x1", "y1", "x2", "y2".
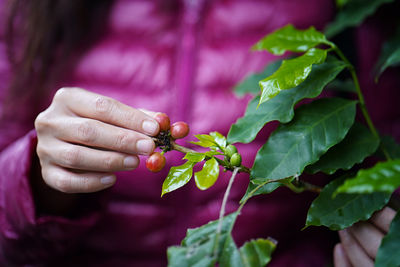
[
  {"x1": 34, "y1": 87, "x2": 160, "y2": 193},
  {"x1": 334, "y1": 206, "x2": 396, "y2": 267}
]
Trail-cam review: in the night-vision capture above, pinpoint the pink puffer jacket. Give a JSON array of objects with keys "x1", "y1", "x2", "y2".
[{"x1": 1, "y1": 0, "x2": 399, "y2": 266}]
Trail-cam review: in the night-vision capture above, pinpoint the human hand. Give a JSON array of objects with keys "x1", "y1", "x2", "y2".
[
  {"x1": 35, "y1": 87, "x2": 160, "y2": 193},
  {"x1": 334, "y1": 206, "x2": 396, "y2": 267}
]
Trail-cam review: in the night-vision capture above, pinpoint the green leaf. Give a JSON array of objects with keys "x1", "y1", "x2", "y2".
[
  {"x1": 336, "y1": 159, "x2": 400, "y2": 194},
  {"x1": 210, "y1": 132, "x2": 227, "y2": 150},
  {"x1": 238, "y1": 239, "x2": 276, "y2": 267},
  {"x1": 190, "y1": 133, "x2": 226, "y2": 151},
  {"x1": 251, "y1": 98, "x2": 356, "y2": 183},
  {"x1": 376, "y1": 25, "x2": 400, "y2": 79},
  {"x1": 167, "y1": 212, "x2": 239, "y2": 267},
  {"x1": 234, "y1": 60, "x2": 282, "y2": 96},
  {"x1": 162, "y1": 162, "x2": 194, "y2": 196},
  {"x1": 375, "y1": 212, "x2": 400, "y2": 267},
  {"x1": 253, "y1": 24, "x2": 333, "y2": 55},
  {"x1": 336, "y1": 0, "x2": 350, "y2": 8},
  {"x1": 324, "y1": 0, "x2": 395, "y2": 38},
  {"x1": 190, "y1": 134, "x2": 218, "y2": 148},
  {"x1": 183, "y1": 152, "x2": 206, "y2": 163},
  {"x1": 228, "y1": 57, "x2": 346, "y2": 144},
  {"x1": 239, "y1": 178, "x2": 293, "y2": 204},
  {"x1": 305, "y1": 176, "x2": 391, "y2": 230},
  {"x1": 325, "y1": 79, "x2": 356, "y2": 93},
  {"x1": 258, "y1": 48, "x2": 327, "y2": 105},
  {"x1": 380, "y1": 136, "x2": 400, "y2": 159},
  {"x1": 194, "y1": 158, "x2": 220, "y2": 190},
  {"x1": 306, "y1": 123, "x2": 380, "y2": 174},
  {"x1": 220, "y1": 236, "x2": 277, "y2": 267}
]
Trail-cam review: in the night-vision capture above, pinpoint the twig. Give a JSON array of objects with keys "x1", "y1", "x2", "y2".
[{"x1": 213, "y1": 167, "x2": 239, "y2": 256}]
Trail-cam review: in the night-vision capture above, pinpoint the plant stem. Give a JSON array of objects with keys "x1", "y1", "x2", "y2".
[
  {"x1": 170, "y1": 141, "x2": 251, "y2": 173},
  {"x1": 332, "y1": 45, "x2": 392, "y2": 160},
  {"x1": 213, "y1": 167, "x2": 239, "y2": 256}
]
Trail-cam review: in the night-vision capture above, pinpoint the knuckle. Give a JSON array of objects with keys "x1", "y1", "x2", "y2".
[
  {"x1": 103, "y1": 156, "x2": 117, "y2": 170},
  {"x1": 55, "y1": 175, "x2": 72, "y2": 193},
  {"x1": 94, "y1": 96, "x2": 114, "y2": 116},
  {"x1": 79, "y1": 177, "x2": 91, "y2": 191},
  {"x1": 115, "y1": 132, "x2": 131, "y2": 150},
  {"x1": 36, "y1": 143, "x2": 48, "y2": 159},
  {"x1": 62, "y1": 147, "x2": 81, "y2": 166},
  {"x1": 77, "y1": 121, "x2": 97, "y2": 143},
  {"x1": 53, "y1": 87, "x2": 70, "y2": 102},
  {"x1": 34, "y1": 112, "x2": 51, "y2": 132}
]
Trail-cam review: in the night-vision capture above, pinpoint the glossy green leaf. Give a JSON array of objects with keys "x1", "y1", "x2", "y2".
[
  {"x1": 306, "y1": 123, "x2": 380, "y2": 174},
  {"x1": 210, "y1": 132, "x2": 227, "y2": 150},
  {"x1": 190, "y1": 134, "x2": 218, "y2": 148},
  {"x1": 195, "y1": 158, "x2": 220, "y2": 190},
  {"x1": 324, "y1": 0, "x2": 395, "y2": 37},
  {"x1": 251, "y1": 98, "x2": 356, "y2": 183},
  {"x1": 305, "y1": 176, "x2": 391, "y2": 230},
  {"x1": 375, "y1": 212, "x2": 400, "y2": 267},
  {"x1": 220, "y1": 236, "x2": 276, "y2": 267},
  {"x1": 190, "y1": 133, "x2": 226, "y2": 151},
  {"x1": 183, "y1": 152, "x2": 206, "y2": 163},
  {"x1": 258, "y1": 48, "x2": 327, "y2": 105},
  {"x1": 161, "y1": 162, "x2": 194, "y2": 196},
  {"x1": 336, "y1": 159, "x2": 400, "y2": 194},
  {"x1": 253, "y1": 24, "x2": 333, "y2": 55},
  {"x1": 376, "y1": 26, "x2": 400, "y2": 79},
  {"x1": 228, "y1": 57, "x2": 346, "y2": 144},
  {"x1": 234, "y1": 60, "x2": 282, "y2": 96},
  {"x1": 167, "y1": 212, "x2": 239, "y2": 267}
]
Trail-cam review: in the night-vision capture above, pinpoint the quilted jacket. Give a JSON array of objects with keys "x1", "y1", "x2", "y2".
[{"x1": 1, "y1": 0, "x2": 399, "y2": 266}]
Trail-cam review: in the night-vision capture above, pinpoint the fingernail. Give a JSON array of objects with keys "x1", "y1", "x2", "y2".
[
  {"x1": 136, "y1": 139, "x2": 154, "y2": 154},
  {"x1": 100, "y1": 175, "x2": 116, "y2": 185},
  {"x1": 142, "y1": 120, "x2": 158, "y2": 135},
  {"x1": 124, "y1": 156, "x2": 138, "y2": 169}
]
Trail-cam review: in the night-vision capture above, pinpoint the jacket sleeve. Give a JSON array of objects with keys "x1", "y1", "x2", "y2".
[
  {"x1": 0, "y1": 130, "x2": 102, "y2": 265},
  {"x1": 0, "y1": 5, "x2": 101, "y2": 265}
]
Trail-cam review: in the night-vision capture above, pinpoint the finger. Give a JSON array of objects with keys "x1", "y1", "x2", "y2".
[
  {"x1": 43, "y1": 141, "x2": 140, "y2": 172},
  {"x1": 339, "y1": 229, "x2": 374, "y2": 267},
  {"x1": 55, "y1": 117, "x2": 155, "y2": 155},
  {"x1": 370, "y1": 206, "x2": 396, "y2": 233},
  {"x1": 334, "y1": 243, "x2": 352, "y2": 267},
  {"x1": 348, "y1": 221, "x2": 384, "y2": 259},
  {"x1": 53, "y1": 87, "x2": 160, "y2": 136},
  {"x1": 138, "y1": 108, "x2": 157, "y2": 117},
  {"x1": 42, "y1": 164, "x2": 116, "y2": 193}
]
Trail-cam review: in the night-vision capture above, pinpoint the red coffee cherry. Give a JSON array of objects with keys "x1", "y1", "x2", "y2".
[
  {"x1": 146, "y1": 152, "x2": 166, "y2": 172},
  {"x1": 154, "y1": 113, "x2": 170, "y2": 132},
  {"x1": 170, "y1": 121, "x2": 190, "y2": 139}
]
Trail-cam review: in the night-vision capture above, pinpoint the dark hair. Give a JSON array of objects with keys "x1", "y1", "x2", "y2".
[{"x1": 3, "y1": 0, "x2": 113, "y2": 122}]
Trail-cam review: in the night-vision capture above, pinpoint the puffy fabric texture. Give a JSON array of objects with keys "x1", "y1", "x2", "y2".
[{"x1": 0, "y1": 0, "x2": 399, "y2": 266}]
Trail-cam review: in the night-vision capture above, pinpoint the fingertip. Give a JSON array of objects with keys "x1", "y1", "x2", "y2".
[
  {"x1": 100, "y1": 175, "x2": 116, "y2": 186},
  {"x1": 123, "y1": 155, "x2": 140, "y2": 169},
  {"x1": 142, "y1": 119, "x2": 160, "y2": 136}
]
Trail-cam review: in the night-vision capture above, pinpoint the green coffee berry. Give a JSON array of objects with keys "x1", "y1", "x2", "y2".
[
  {"x1": 225, "y1": 144, "x2": 238, "y2": 158},
  {"x1": 230, "y1": 153, "x2": 242, "y2": 167}
]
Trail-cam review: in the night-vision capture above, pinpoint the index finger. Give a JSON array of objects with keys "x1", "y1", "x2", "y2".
[{"x1": 54, "y1": 88, "x2": 160, "y2": 136}]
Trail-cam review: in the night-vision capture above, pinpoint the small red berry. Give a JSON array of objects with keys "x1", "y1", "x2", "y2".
[
  {"x1": 154, "y1": 113, "x2": 170, "y2": 132},
  {"x1": 170, "y1": 121, "x2": 190, "y2": 139},
  {"x1": 146, "y1": 152, "x2": 166, "y2": 172}
]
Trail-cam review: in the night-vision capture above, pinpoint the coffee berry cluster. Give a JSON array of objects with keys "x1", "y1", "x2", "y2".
[{"x1": 145, "y1": 113, "x2": 190, "y2": 172}]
